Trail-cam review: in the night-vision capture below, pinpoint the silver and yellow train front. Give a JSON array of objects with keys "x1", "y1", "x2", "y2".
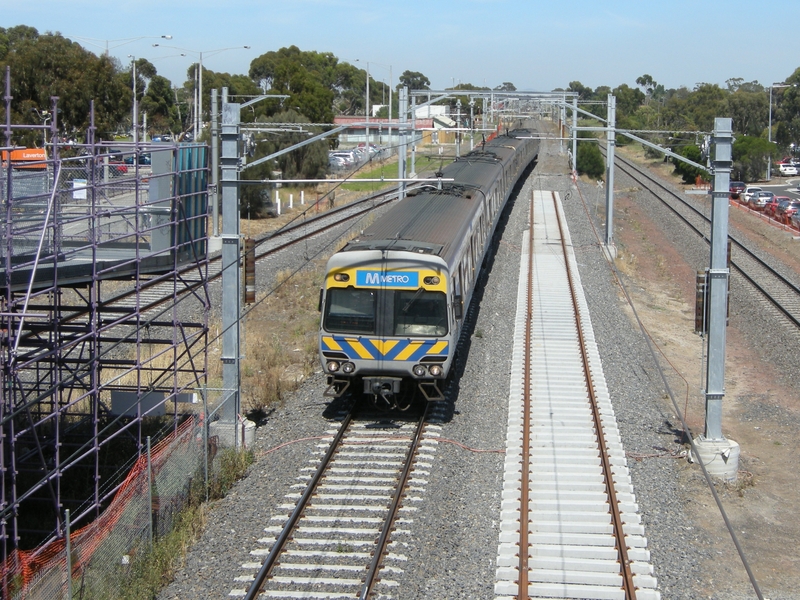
[{"x1": 319, "y1": 250, "x2": 452, "y2": 402}]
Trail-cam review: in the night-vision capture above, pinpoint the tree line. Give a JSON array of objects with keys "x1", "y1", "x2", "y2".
[
  {"x1": 562, "y1": 74, "x2": 800, "y2": 182},
  {"x1": 4, "y1": 25, "x2": 797, "y2": 188}
]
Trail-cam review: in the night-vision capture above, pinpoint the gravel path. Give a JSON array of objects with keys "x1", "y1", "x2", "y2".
[{"x1": 158, "y1": 138, "x2": 725, "y2": 599}]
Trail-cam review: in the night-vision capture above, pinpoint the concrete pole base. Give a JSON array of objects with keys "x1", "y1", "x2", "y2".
[
  {"x1": 691, "y1": 436, "x2": 740, "y2": 481},
  {"x1": 602, "y1": 243, "x2": 617, "y2": 261},
  {"x1": 209, "y1": 419, "x2": 256, "y2": 450}
]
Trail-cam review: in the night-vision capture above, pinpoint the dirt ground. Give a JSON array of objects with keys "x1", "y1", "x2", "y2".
[{"x1": 610, "y1": 147, "x2": 800, "y2": 599}]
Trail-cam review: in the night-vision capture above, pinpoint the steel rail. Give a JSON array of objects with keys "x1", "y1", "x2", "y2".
[
  {"x1": 611, "y1": 152, "x2": 800, "y2": 330},
  {"x1": 552, "y1": 191, "x2": 637, "y2": 598},
  {"x1": 358, "y1": 408, "x2": 429, "y2": 600},
  {"x1": 243, "y1": 412, "x2": 354, "y2": 600},
  {"x1": 612, "y1": 152, "x2": 800, "y2": 293},
  {"x1": 518, "y1": 188, "x2": 534, "y2": 599}
]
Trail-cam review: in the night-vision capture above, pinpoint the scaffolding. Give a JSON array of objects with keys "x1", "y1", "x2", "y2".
[{"x1": 0, "y1": 70, "x2": 210, "y2": 568}]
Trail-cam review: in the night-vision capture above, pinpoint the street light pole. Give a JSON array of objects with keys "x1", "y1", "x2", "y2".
[
  {"x1": 31, "y1": 108, "x2": 51, "y2": 148},
  {"x1": 69, "y1": 34, "x2": 172, "y2": 56},
  {"x1": 153, "y1": 44, "x2": 250, "y2": 140},
  {"x1": 198, "y1": 51, "x2": 203, "y2": 139},
  {"x1": 768, "y1": 85, "x2": 775, "y2": 181},
  {"x1": 357, "y1": 60, "x2": 393, "y2": 151},
  {"x1": 129, "y1": 56, "x2": 138, "y2": 145}
]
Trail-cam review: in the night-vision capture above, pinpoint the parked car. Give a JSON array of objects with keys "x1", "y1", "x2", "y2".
[
  {"x1": 742, "y1": 186, "x2": 762, "y2": 204},
  {"x1": 107, "y1": 161, "x2": 128, "y2": 175},
  {"x1": 791, "y1": 210, "x2": 800, "y2": 230},
  {"x1": 328, "y1": 154, "x2": 347, "y2": 170},
  {"x1": 330, "y1": 151, "x2": 356, "y2": 167},
  {"x1": 729, "y1": 181, "x2": 746, "y2": 199},
  {"x1": 777, "y1": 200, "x2": 800, "y2": 223},
  {"x1": 751, "y1": 190, "x2": 774, "y2": 209},
  {"x1": 764, "y1": 196, "x2": 790, "y2": 218},
  {"x1": 357, "y1": 143, "x2": 384, "y2": 157},
  {"x1": 123, "y1": 153, "x2": 151, "y2": 165},
  {"x1": 779, "y1": 163, "x2": 798, "y2": 176}
]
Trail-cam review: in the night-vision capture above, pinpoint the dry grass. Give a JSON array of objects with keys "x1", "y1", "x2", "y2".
[
  {"x1": 238, "y1": 264, "x2": 326, "y2": 418},
  {"x1": 108, "y1": 448, "x2": 254, "y2": 600}
]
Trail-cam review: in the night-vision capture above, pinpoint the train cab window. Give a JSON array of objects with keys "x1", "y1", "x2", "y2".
[
  {"x1": 393, "y1": 290, "x2": 448, "y2": 336},
  {"x1": 324, "y1": 288, "x2": 376, "y2": 334}
]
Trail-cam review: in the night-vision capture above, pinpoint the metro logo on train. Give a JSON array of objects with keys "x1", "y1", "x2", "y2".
[{"x1": 356, "y1": 270, "x2": 419, "y2": 288}]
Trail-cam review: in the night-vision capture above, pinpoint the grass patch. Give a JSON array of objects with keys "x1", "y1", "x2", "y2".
[
  {"x1": 79, "y1": 448, "x2": 253, "y2": 600},
  {"x1": 341, "y1": 152, "x2": 454, "y2": 192},
  {"x1": 341, "y1": 157, "x2": 401, "y2": 192},
  {"x1": 238, "y1": 266, "x2": 325, "y2": 418}
]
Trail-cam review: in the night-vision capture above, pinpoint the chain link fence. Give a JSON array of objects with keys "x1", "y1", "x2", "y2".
[
  {"x1": 0, "y1": 154, "x2": 165, "y2": 264},
  {"x1": 2, "y1": 389, "x2": 242, "y2": 600}
]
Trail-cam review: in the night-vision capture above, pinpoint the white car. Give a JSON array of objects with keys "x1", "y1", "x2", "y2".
[
  {"x1": 742, "y1": 186, "x2": 762, "y2": 204},
  {"x1": 779, "y1": 163, "x2": 798, "y2": 176}
]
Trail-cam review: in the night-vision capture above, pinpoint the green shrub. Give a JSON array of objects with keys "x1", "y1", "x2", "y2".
[
  {"x1": 576, "y1": 141, "x2": 605, "y2": 179},
  {"x1": 671, "y1": 144, "x2": 705, "y2": 184},
  {"x1": 733, "y1": 135, "x2": 775, "y2": 182}
]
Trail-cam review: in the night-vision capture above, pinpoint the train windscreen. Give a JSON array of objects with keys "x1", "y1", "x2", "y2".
[
  {"x1": 324, "y1": 288, "x2": 376, "y2": 334},
  {"x1": 393, "y1": 290, "x2": 447, "y2": 336}
]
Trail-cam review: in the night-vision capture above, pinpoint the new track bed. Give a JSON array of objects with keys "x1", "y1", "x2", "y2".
[{"x1": 495, "y1": 189, "x2": 659, "y2": 600}]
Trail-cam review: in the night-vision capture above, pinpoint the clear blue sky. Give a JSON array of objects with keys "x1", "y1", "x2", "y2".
[{"x1": 3, "y1": 0, "x2": 797, "y2": 93}]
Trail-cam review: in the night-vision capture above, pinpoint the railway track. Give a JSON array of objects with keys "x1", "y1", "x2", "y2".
[
  {"x1": 232, "y1": 406, "x2": 438, "y2": 599},
  {"x1": 495, "y1": 189, "x2": 658, "y2": 599},
  {"x1": 611, "y1": 152, "x2": 800, "y2": 332}
]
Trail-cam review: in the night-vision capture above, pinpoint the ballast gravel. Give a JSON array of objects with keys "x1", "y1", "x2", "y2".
[{"x1": 158, "y1": 141, "x2": 720, "y2": 599}]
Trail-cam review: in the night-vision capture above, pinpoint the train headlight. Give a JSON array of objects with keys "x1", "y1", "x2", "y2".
[
  {"x1": 429, "y1": 365, "x2": 443, "y2": 377},
  {"x1": 333, "y1": 273, "x2": 350, "y2": 282},
  {"x1": 412, "y1": 364, "x2": 427, "y2": 377},
  {"x1": 423, "y1": 276, "x2": 440, "y2": 285},
  {"x1": 326, "y1": 360, "x2": 340, "y2": 372},
  {"x1": 342, "y1": 362, "x2": 356, "y2": 374}
]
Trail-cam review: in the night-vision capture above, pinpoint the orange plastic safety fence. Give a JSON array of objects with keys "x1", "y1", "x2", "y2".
[{"x1": 1, "y1": 417, "x2": 198, "y2": 598}]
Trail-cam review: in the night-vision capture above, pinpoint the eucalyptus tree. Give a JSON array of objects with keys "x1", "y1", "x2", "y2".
[
  {"x1": 0, "y1": 26, "x2": 130, "y2": 142},
  {"x1": 398, "y1": 70, "x2": 430, "y2": 91},
  {"x1": 773, "y1": 68, "x2": 800, "y2": 152}
]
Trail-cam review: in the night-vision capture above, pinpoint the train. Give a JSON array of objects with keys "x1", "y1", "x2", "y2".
[{"x1": 318, "y1": 127, "x2": 540, "y2": 407}]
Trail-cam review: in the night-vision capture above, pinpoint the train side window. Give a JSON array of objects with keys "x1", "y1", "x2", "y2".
[
  {"x1": 451, "y1": 276, "x2": 458, "y2": 324},
  {"x1": 470, "y1": 234, "x2": 476, "y2": 273}
]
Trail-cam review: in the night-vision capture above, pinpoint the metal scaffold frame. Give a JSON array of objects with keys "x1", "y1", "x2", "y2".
[{"x1": 0, "y1": 68, "x2": 210, "y2": 566}]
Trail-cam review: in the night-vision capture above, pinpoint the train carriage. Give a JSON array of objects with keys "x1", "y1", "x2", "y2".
[{"x1": 319, "y1": 128, "x2": 539, "y2": 406}]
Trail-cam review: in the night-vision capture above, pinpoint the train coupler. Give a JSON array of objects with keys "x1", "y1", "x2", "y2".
[{"x1": 363, "y1": 376, "x2": 402, "y2": 397}]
